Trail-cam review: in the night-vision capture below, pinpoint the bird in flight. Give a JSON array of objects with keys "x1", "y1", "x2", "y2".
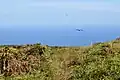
[
  {"x1": 76, "y1": 29, "x2": 84, "y2": 31},
  {"x1": 65, "y1": 13, "x2": 68, "y2": 16}
]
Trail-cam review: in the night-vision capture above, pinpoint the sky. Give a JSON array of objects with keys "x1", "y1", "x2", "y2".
[{"x1": 0, "y1": 0, "x2": 120, "y2": 27}]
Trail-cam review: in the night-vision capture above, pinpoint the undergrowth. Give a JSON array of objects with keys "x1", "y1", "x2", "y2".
[{"x1": 0, "y1": 39, "x2": 120, "y2": 80}]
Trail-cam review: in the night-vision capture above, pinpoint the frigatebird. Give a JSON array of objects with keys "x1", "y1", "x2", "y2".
[{"x1": 76, "y1": 29, "x2": 84, "y2": 31}]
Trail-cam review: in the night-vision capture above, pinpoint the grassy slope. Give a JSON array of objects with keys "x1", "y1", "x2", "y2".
[{"x1": 0, "y1": 40, "x2": 120, "y2": 80}]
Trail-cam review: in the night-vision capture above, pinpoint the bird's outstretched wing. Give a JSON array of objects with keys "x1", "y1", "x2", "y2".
[{"x1": 76, "y1": 29, "x2": 83, "y2": 31}]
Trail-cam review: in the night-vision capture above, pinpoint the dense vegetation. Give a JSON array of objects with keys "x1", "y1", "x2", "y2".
[{"x1": 0, "y1": 39, "x2": 120, "y2": 80}]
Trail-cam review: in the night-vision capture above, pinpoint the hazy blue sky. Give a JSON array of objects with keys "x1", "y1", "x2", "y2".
[{"x1": 0, "y1": 0, "x2": 120, "y2": 27}]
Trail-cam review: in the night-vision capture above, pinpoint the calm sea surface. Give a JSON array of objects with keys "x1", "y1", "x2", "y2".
[{"x1": 0, "y1": 25, "x2": 120, "y2": 46}]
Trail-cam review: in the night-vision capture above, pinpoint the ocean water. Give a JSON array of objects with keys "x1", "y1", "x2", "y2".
[{"x1": 0, "y1": 25, "x2": 120, "y2": 46}]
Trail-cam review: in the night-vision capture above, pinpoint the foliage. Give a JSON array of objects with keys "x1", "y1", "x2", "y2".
[{"x1": 0, "y1": 40, "x2": 120, "y2": 80}]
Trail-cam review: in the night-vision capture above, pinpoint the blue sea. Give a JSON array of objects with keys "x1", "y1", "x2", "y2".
[{"x1": 0, "y1": 25, "x2": 120, "y2": 46}]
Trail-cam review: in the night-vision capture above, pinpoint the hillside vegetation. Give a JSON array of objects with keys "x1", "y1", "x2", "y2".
[{"x1": 0, "y1": 39, "x2": 120, "y2": 80}]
